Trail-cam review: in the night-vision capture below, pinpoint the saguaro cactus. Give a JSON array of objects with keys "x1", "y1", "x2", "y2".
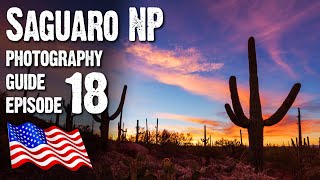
[
  {"x1": 291, "y1": 138, "x2": 296, "y2": 147},
  {"x1": 298, "y1": 108, "x2": 302, "y2": 147},
  {"x1": 120, "y1": 123, "x2": 127, "y2": 141},
  {"x1": 63, "y1": 90, "x2": 78, "y2": 132},
  {"x1": 117, "y1": 110, "x2": 123, "y2": 141},
  {"x1": 155, "y1": 118, "x2": 159, "y2": 144},
  {"x1": 145, "y1": 118, "x2": 149, "y2": 144},
  {"x1": 55, "y1": 113, "x2": 60, "y2": 126},
  {"x1": 91, "y1": 119, "x2": 94, "y2": 135},
  {"x1": 201, "y1": 125, "x2": 209, "y2": 147},
  {"x1": 92, "y1": 85, "x2": 127, "y2": 143},
  {"x1": 225, "y1": 37, "x2": 301, "y2": 171},
  {"x1": 136, "y1": 120, "x2": 144, "y2": 143},
  {"x1": 240, "y1": 129, "x2": 243, "y2": 146}
]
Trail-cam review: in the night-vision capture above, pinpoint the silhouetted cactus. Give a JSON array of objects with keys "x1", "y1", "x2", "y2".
[
  {"x1": 92, "y1": 85, "x2": 127, "y2": 143},
  {"x1": 136, "y1": 120, "x2": 144, "y2": 143},
  {"x1": 91, "y1": 119, "x2": 94, "y2": 135},
  {"x1": 55, "y1": 113, "x2": 60, "y2": 126},
  {"x1": 145, "y1": 118, "x2": 149, "y2": 144},
  {"x1": 307, "y1": 136, "x2": 310, "y2": 147},
  {"x1": 155, "y1": 118, "x2": 159, "y2": 144},
  {"x1": 119, "y1": 122, "x2": 127, "y2": 141},
  {"x1": 63, "y1": 90, "x2": 79, "y2": 132},
  {"x1": 298, "y1": 108, "x2": 302, "y2": 147},
  {"x1": 225, "y1": 37, "x2": 301, "y2": 171},
  {"x1": 117, "y1": 110, "x2": 124, "y2": 141},
  {"x1": 297, "y1": 108, "x2": 303, "y2": 179},
  {"x1": 240, "y1": 129, "x2": 243, "y2": 146},
  {"x1": 291, "y1": 138, "x2": 296, "y2": 148},
  {"x1": 201, "y1": 125, "x2": 209, "y2": 147},
  {"x1": 117, "y1": 112, "x2": 127, "y2": 141}
]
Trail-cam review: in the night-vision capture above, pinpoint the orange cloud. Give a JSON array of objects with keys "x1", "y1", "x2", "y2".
[
  {"x1": 223, "y1": 114, "x2": 320, "y2": 145},
  {"x1": 154, "y1": 112, "x2": 223, "y2": 127},
  {"x1": 125, "y1": 43, "x2": 252, "y2": 107},
  {"x1": 125, "y1": 43, "x2": 314, "y2": 112},
  {"x1": 126, "y1": 43, "x2": 224, "y2": 74},
  {"x1": 149, "y1": 112, "x2": 320, "y2": 145}
]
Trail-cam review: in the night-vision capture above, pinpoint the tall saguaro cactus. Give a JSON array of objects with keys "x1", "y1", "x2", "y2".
[
  {"x1": 136, "y1": 120, "x2": 144, "y2": 143},
  {"x1": 63, "y1": 90, "x2": 78, "y2": 132},
  {"x1": 155, "y1": 118, "x2": 159, "y2": 144},
  {"x1": 55, "y1": 113, "x2": 60, "y2": 126},
  {"x1": 240, "y1": 129, "x2": 243, "y2": 146},
  {"x1": 224, "y1": 37, "x2": 301, "y2": 171},
  {"x1": 92, "y1": 85, "x2": 127, "y2": 143},
  {"x1": 298, "y1": 108, "x2": 302, "y2": 147},
  {"x1": 201, "y1": 125, "x2": 209, "y2": 147}
]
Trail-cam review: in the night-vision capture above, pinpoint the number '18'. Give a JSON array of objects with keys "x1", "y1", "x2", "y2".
[{"x1": 65, "y1": 72, "x2": 108, "y2": 114}]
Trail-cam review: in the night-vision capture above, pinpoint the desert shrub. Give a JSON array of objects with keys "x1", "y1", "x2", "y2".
[
  {"x1": 191, "y1": 146, "x2": 226, "y2": 159},
  {"x1": 264, "y1": 147, "x2": 299, "y2": 171}
]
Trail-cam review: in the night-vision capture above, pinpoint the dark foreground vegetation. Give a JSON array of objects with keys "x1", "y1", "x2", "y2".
[{"x1": 1, "y1": 112, "x2": 320, "y2": 180}]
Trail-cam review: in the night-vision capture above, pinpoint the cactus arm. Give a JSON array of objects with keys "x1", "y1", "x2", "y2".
[
  {"x1": 225, "y1": 104, "x2": 250, "y2": 128},
  {"x1": 110, "y1": 85, "x2": 127, "y2": 120},
  {"x1": 248, "y1": 37, "x2": 262, "y2": 117},
  {"x1": 229, "y1": 76, "x2": 249, "y2": 122},
  {"x1": 62, "y1": 99, "x2": 67, "y2": 110},
  {"x1": 92, "y1": 114, "x2": 102, "y2": 123},
  {"x1": 264, "y1": 83, "x2": 301, "y2": 126}
]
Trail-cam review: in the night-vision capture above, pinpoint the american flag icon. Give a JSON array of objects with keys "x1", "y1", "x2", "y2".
[{"x1": 7, "y1": 122, "x2": 92, "y2": 171}]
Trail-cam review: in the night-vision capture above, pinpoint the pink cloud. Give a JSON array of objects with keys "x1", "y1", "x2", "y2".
[
  {"x1": 126, "y1": 43, "x2": 224, "y2": 74},
  {"x1": 154, "y1": 112, "x2": 223, "y2": 127},
  {"x1": 125, "y1": 43, "x2": 315, "y2": 112},
  {"x1": 125, "y1": 43, "x2": 252, "y2": 106},
  {"x1": 205, "y1": 0, "x2": 320, "y2": 78},
  {"x1": 146, "y1": 113, "x2": 320, "y2": 145}
]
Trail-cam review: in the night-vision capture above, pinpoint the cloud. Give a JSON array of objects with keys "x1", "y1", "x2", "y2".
[
  {"x1": 151, "y1": 111, "x2": 320, "y2": 145},
  {"x1": 297, "y1": 99, "x2": 320, "y2": 113},
  {"x1": 125, "y1": 43, "x2": 313, "y2": 112},
  {"x1": 126, "y1": 43, "x2": 224, "y2": 74},
  {"x1": 223, "y1": 114, "x2": 320, "y2": 145},
  {"x1": 154, "y1": 112, "x2": 223, "y2": 127},
  {"x1": 205, "y1": 0, "x2": 320, "y2": 78},
  {"x1": 125, "y1": 43, "x2": 252, "y2": 106}
]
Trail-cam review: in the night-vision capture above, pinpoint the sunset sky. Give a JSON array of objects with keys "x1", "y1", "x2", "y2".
[{"x1": 1, "y1": 0, "x2": 320, "y2": 145}]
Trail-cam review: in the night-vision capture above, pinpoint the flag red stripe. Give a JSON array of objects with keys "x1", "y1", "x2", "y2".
[
  {"x1": 45, "y1": 131, "x2": 81, "y2": 141},
  {"x1": 46, "y1": 136, "x2": 83, "y2": 146},
  {"x1": 10, "y1": 144, "x2": 89, "y2": 158},
  {"x1": 12, "y1": 158, "x2": 92, "y2": 171},
  {"x1": 44, "y1": 126, "x2": 79, "y2": 135},
  {"x1": 11, "y1": 151, "x2": 90, "y2": 164}
]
